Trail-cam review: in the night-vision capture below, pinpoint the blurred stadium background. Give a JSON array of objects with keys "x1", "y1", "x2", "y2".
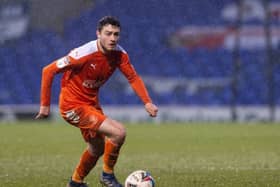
[{"x1": 0, "y1": 0, "x2": 279, "y2": 123}]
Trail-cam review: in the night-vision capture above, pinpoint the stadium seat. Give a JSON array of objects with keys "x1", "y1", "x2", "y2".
[{"x1": 0, "y1": 0, "x2": 279, "y2": 106}]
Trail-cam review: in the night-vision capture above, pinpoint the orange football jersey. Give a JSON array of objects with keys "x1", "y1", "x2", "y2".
[{"x1": 40, "y1": 40, "x2": 152, "y2": 107}]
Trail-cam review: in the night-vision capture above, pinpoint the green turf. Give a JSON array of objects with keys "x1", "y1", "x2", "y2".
[{"x1": 0, "y1": 121, "x2": 280, "y2": 187}]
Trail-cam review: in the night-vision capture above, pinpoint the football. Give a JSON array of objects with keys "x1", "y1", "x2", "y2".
[{"x1": 125, "y1": 170, "x2": 155, "y2": 187}]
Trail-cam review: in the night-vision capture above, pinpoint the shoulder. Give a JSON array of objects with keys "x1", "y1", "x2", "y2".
[
  {"x1": 114, "y1": 44, "x2": 129, "y2": 62},
  {"x1": 68, "y1": 40, "x2": 98, "y2": 59},
  {"x1": 115, "y1": 44, "x2": 127, "y2": 54}
]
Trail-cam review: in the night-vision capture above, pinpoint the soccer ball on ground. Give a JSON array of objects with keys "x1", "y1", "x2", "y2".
[{"x1": 125, "y1": 170, "x2": 155, "y2": 187}]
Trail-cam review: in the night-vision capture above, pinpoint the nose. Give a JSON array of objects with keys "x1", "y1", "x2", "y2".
[
  {"x1": 111, "y1": 35, "x2": 117, "y2": 42},
  {"x1": 110, "y1": 33, "x2": 119, "y2": 42}
]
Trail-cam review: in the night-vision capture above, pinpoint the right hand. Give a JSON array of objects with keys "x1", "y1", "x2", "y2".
[
  {"x1": 145, "y1": 102, "x2": 158, "y2": 117},
  {"x1": 35, "y1": 106, "x2": 50, "y2": 119}
]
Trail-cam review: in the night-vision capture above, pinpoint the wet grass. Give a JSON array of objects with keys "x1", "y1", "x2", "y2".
[{"x1": 0, "y1": 121, "x2": 280, "y2": 186}]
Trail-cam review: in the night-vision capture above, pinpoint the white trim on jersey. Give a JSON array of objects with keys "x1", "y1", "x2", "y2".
[
  {"x1": 116, "y1": 44, "x2": 127, "y2": 54},
  {"x1": 68, "y1": 40, "x2": 98, "y2": 60},
  {"x1": 68, "y1": 40, "x2": 127, "y2": 60},
  {"x1": 56, "y1": 56, "x2": 70, "y2": 68}
]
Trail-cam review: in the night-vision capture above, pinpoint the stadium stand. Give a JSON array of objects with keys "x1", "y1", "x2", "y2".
[{"x1": 0, "y1": 0, "x2": 279, "y2": 106}]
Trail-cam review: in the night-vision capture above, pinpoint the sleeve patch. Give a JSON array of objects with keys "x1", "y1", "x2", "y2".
[{"x1": 56, "y1": 57, "x2": 70, "y2": 68}]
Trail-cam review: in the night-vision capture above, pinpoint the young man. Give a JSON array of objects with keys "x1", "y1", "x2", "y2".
[{"x1": 35, "y1": 16, "x2": 158, "y2": 187}]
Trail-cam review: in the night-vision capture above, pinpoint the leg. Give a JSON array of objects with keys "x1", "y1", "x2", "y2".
[
  {"x1": 61, "y1": 106, "x2": 107, "y2": 186},
  {"x1": 62, "y1": 106, "x2": 124, "y2": 186},
  {"x1": 98, "y1": 118, "x2": 126, "y2": 187},
  {"x1": 98, "y1": 118, "x2": 126, "y2": 145},
  {"x1": 67, "y1": 137, "x2": 104, "y2": 187},
  {"x1": 71, "y1": 137, "x2": 105, "y2": 183},
  {"x1": 98, "y1": 118, "x2": 126, "y2": 173}
]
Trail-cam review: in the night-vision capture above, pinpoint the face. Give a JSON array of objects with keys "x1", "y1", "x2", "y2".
[{"x1": 97, "y1": 24, "x2": 120, "y2": 53}]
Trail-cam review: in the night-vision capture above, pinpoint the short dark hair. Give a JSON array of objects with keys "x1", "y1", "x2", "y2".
[{"x1": 97, "y1": 16, "x2": 121, "y2": 31}]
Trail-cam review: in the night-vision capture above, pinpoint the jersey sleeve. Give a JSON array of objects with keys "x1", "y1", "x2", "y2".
[
  {"x1": 40, "y1": 41, "x2": 96, "y2": 106},
  {"x1": 40, "y1": 56, "x2": 73, "y2": 106},
  {"x1": 118, "y1": 53, "x2": 152, "y2": 104}
]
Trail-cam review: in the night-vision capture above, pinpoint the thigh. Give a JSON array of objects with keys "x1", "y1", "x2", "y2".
[{"x1": 98, "y1": 118, "x2": 126, "y2": 140}]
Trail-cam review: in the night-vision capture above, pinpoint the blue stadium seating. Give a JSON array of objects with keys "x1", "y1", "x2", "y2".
[{"x1": 1, "y1": 0, "x2": 279, "y2": 105}]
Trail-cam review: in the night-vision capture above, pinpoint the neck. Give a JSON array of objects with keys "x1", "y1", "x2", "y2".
[{"x1": 97, "y1": 39, "x2": 109, "y2": 55}]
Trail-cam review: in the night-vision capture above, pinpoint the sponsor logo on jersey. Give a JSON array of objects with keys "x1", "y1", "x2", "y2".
[{"x1": 82, "y1": 79, "x2": 104, "y2": 89}]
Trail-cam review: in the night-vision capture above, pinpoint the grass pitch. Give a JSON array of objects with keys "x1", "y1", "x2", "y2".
[{"x1": 0, "y1": 121, "x2": 280, "y2": 187}]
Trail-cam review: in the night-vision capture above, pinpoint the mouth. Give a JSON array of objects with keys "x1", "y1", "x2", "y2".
[{"x1": 109, "y1": 43, "x2": 116, "y2": 48}]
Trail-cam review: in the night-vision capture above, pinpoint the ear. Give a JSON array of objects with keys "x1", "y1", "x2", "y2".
[{"x1": 96, "y1": 30, "x2": 100, "y2": 39}]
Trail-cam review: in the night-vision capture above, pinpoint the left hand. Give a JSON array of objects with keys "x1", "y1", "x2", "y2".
[{"x1": 145, "y1": 103, "x2": 158, "y2": 117}]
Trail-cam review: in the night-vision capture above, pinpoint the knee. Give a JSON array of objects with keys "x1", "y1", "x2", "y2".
[
  {"x1": 88, "y1": 146, "x2": 104, "y2": 157},
  {"x1": 99, "y1": 118, "x2": 127, "y2": 145},
  {"x1": 87, "y1": 138, "x2": 105, "y2": 157},
  {"x1": 96, "y1": 148, "x2": 104, "y2": 157}
]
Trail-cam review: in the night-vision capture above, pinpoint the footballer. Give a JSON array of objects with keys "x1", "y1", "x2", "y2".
[{"x1": 36, "y1": 16, "x2": 158, "y2": 187}]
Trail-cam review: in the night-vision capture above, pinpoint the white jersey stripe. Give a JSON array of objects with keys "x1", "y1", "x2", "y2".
[
  {"x1": 69, "y1": 40, "x2": 98, "y2": 60},
  {"x1": 68, "y1": 40, "x2": 127, "y2": 60}
]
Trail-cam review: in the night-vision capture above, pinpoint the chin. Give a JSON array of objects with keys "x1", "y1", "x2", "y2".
[{"x1": 107, "y1": 47, "x2": 115, "y2": 51}]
